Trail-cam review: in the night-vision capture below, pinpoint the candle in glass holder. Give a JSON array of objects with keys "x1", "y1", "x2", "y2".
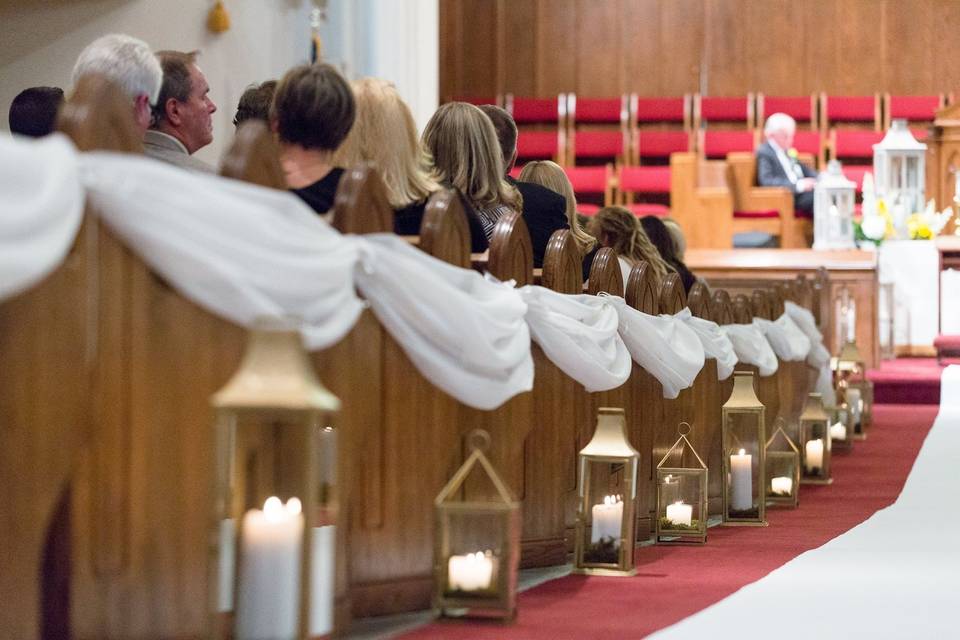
[
  {"x1": 447, "y1": 551, "x2": 495, "y2": 592},
  {"x1": 590, "y1": 495, "x2": 623, "y2": 545},
  {"x1": 666, "y1": 501, "x2": 693, "y2": 526},
  {"x1": 729, "y1": 448, "x2": 753, "y2": 511},
  {"x1": 771, "y1": 476, "x2": 793, "y2": 496},
  {"x1": 661, "y1": 474, "x2": 680, "y2": 505},
  {"x1": 829, "y1": 421, "x2": 847, "y2": 442},
  {"x1": 805, "y1": 439, "x2": 824, "y2": 473},
  {"x1": 847, "y1": 388, "x2": 862, "y2": 424},
  {"x1": 236, "y1": 497, "x2": 304, "y2": 640}
]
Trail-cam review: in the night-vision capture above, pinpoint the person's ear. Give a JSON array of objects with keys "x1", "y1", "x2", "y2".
[{"x1": 165, "y1": 98, "x2": 182, "y2": 126}]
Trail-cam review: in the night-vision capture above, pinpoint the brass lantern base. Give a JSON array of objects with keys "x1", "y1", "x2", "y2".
[
  {"x1": 801, "y1": 477, "x2": 833, "y2": 485},
  {"x1": 853, "y1": 433, "x2": 867, "y2": 441},
  {"x1": 573, "y1": 566, "x2": 638, "y2": 577},
  {"x1": 722, "y1": 520, "x2": 769, "y2": 527},
  {"x1": 767, "y1": 498, "x2": 798, "y2": 509}
]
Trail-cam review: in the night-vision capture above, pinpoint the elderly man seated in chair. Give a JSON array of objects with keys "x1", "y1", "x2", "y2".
[{"x1": 757, "y1": 113, "x2": 817, "y2": 216}]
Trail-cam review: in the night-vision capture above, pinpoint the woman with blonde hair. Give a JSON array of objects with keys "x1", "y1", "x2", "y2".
[
  {"x1": 422, "y1": 102, "x2": 522, "y2": 249},
  {"x1": 519, "y1": 160, "x2": 596, "y2": 256},
  {"x1": 587, "y1": 206, "x2": 672, "y2": 286},
  {"x1": 332, "y1": 77, "x2": 441, "y2": 234}
]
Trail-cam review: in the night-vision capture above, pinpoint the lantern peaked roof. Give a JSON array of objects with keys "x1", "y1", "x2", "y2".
[
  {"x1": 800, "y1": 393, "x2": 830, "y2": 421},
  {"x1": 766, "y1": 424, "x2": 800, "y2": 453},
  {"x1": 436, "y1": 430, "x2": 517, "y2": 507},
  {"x1": 818, "y1": 159, "x2": 856, "y2": 190},
  {"x1": 874, "y1": 119, "x2": 926, "y2": 152},
  {"x1": 658, "y1": 432, "x2": 707, "y2": 471}
]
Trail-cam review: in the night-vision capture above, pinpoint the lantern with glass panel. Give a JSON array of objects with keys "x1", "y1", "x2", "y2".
[
  {"x1": 765, "y1": 418, "x2": 800, "y2": 508},
  {"x1": 656, "y1": 423, "x2": 708, "y2": 544},
  {"x1": 873, "y1": 119, "x2": 927, "y2": 238},
  {"x1": 799, "y1": 393, "x2": 833, "y2": 485},
  {"x1": 721, "y1": 371, "x2": 767, "y2": 526},
  {"x1": 813, "y1": 160, "x2": 857, "y2": 250},
  {"x1": 834, "y1": 340, "x2": 872, "y2": 439}
]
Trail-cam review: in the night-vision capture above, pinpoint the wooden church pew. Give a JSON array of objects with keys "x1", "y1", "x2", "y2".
[
  {"x1": 711, "y1": 289, "x2": 738, "y2": 515},
  {"x1": 732, "y1": 293, "x2": 782, "y2": 436},
  {"x1": 0, "y1": 74, "x2": 141, "y2": 639}
]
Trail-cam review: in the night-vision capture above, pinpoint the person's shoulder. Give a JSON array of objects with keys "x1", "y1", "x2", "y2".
[
  {"x1": 516, "y1": 180, "x2": 564, "y2": 206},
  {"x1": 755, "y1": 141, "x2": 775, "y2": 157}
]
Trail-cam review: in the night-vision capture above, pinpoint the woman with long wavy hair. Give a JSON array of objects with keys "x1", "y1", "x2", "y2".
[{"x1": 587, "y1": 206, "x2": 672, "y2": 287}]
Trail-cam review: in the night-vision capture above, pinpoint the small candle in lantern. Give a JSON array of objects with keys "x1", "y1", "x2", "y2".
[
  {"x1": 665, "y1": 501, "x2": 692, "y2": 527},
  {"x1": 829, "y1": 421, "x2": 847, "y2": 442},
  {"x1": 447, "y1": 551, "x2": 495, "y2": 592},
  {"x1": 729, "y1": 448, "x2": 753, "y2": 511},
  {"x1": 770, "y1": 476, "x2": 793, "y2": 496},
  {"x1": 847, "y1": 388, "x2": 862, "y2": 425},
  {"x1": 236, "y1": 496, "x2": 304, "y2": 640},
  {"x1": 590, "y1": 495, "x2": 623, "y2": 546},
  {"x1": 805, "y1": 439, "x2": 824, "y2": 473},
  {"x1": 661, "y1": 474, "x2": 680, "y2": 505}
]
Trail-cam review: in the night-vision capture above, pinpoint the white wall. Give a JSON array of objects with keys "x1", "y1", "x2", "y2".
[{"x1": 0, "y1": 0, "x2": 313, "y2": 164}]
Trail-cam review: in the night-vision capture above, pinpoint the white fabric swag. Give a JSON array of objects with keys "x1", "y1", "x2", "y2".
[
  {"x1": 1, "y1": 134, "x2": 636, "y2": 409},
  {"x1": 0, "y1": 135, "x2": 84, "y2": 300},
  {"x1": 785, "y1": 301, "x2": 836, "y2": 406},
  {"x1": 752, "y1": 314, "x2": 811, "y2": 362},
  {"x1": 518, "y1": 286, "x2": 632, "y2": 392},
  {"x1": 605, "y1": 296, "x2": 705, "y2": 399},
  {"x1": 721, "y1": 323, "x2": 779, "y2": 376},
  {"x1": 678, "y1": 310, "x2": 738, "y2": 380}
]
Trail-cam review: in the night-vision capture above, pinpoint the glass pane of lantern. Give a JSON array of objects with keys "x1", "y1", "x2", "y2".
[
  {"x1": 891, "y1": 155, "x2": 903, "y2": 190},
  {"x1": 766, "y1": 453, "x2": 796, "y2": 499},
  {"x1": 582, "y1": 459, "x2": 628, "y2": 565},
  {"x1": 440, "y1": 509, "x2": 505, "y2": 598},
  {"x1": 906, "y1": 157, "x2": 918, "y2": 190},
  {"x1": 724, "y1": 413, "x2": 762, "y2": 519},
  {"x1": 657, "y1": 470, "x2": 705, "y2": 532}
]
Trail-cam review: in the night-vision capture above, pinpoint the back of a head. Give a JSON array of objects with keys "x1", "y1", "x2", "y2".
[
  {"x1": 661, "y1": 218, "x2": 687, "y2": 261},
  {"x1": 9, "y1": 86, "x2": 64, "y2": 137},
  {"x1": 71, "y1": 33, "x2": 162, "y2": 104},
  {"x1": 332, "y1": 77, "x2": 438, "y2": 208},
  {"x1": 422, "y1": 101, "x2": 518, "y2": 211},
  {"x1": 233, "y1": 80, "x2": 277, "y2": 127},
  {"x1": 476, "y1": 104, "x2": 517, "y2": 171},
  {"x1": 519, "y1": 160, "x2": 595, "y2": 254},
  {"x1": 590, "y1": 206, "x2": 670, "y2": 282},
  {"x1": 764, "y1": 112, "x2": 796, "y2": 137},
  {"x1": 272, "y1": 63, "x2": 355, "y2": 152},
  {"x1": 639, "y1": 215, "x2": 679, "y2": 262}
]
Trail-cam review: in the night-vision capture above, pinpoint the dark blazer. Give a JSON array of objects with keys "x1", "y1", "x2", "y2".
[
  {"x1": 508, "y1": 177, "x2": 570, "y2": 268},
  {"x1": 756, "y1": 141, "x2": 816, "y2": 188}
]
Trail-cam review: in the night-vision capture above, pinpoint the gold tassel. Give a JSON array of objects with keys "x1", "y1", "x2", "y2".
[{"x1": 207, "y1": 1, "x2": 230, "y2": 34}]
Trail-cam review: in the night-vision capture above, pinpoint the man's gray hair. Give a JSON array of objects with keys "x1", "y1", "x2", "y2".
[
  {"x1": 764, "y1": 112, "x2": 796, "y2": 137},
  {"x1": 71, "y1": 34, "x2": 162, "y2": 104}
]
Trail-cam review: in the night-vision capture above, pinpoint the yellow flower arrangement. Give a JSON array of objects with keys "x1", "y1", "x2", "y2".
[
  {"x1": 875, "y1": 199, "x2": 896, "y2": 239},
  {"x1": 907, "y1": 213, "x2": 933, "y2": 240}
]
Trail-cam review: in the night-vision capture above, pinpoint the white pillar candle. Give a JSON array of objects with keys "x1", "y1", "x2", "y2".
[
  {"x1": 829, "y1": 421, "x2": 847, "y2": 442},
  {"x1": 590, "y1": 495, "x2": 623, "y2": 546},
  {"x1": 309, "y1": 525, "x2": 336, "y2": 636},
  {"x1": 847, "y1": 388, "x2": 862, "y2": 424},
  {"x1": 805, "y1": 439, "x2": 824, "y2": 473},
  {"x1": 771, "y1": 476, "x2": 793, "y2": 496},
  {"x1": 447, "y1": 551, "x2": 495, "y2": 592},
  {"x1": 236, "y1": 497, "x2": 304, "y2": 640},
  {"x1": 729, "y1": 449, "x2": 753, "y2": 511},
  {"x1": 665, "y1": 501, "x2": 693, "y2": 526},
  {"x1": 661, "y1": 474, "x2": 680, "y2": 505},
  {"x1": 217, "y1": 518, "x2": 235, "y2": 613}
]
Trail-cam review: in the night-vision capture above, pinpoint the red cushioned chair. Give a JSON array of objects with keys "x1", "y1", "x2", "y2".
[
  {"x1": 695, "y1": 94, "x2": 754, "y2": 129},
  {"x1": 792, "y1": 130, "x2": 824, "y2": 168},
  {"x1": 567, "y1": 95, "x2": 630, "y2": 165},
  {"x1": 635, "y1": 130, "x2": 691, "y2": 164},
  {"x1": 821, "y1": 93, "x2": 881, "y2": 131},
  {"x1": 516, "y1": 130, "x2": 565, "y2": 165},
  {"x1": 831, "y1": 129, "x2": 883, "y2": 163},
  {"x1": 564, "y1": 165, "x2": 614, "y2": 215},
  {"x1": 757, "y1": 94, "x2": 818, "y2": 128},
  {"x1": 632, "y1": 95, "x2": 691, "y2": 129},
  {"x1": 448, "y1": 95, "x2": 502, "y2": 107},
  {"x1": 569, "y1": 129, "x2": 628, "y2": 165},
  {"x1": 569, "y1": 95, "x2": 626, "y2": 125},
  {"x1": 700, "y1": 130, "x2": 758, "y2": 160},
  {"x1": 617, "y1": 165, "x2": 670, "y2": 217},
  {"x1": 505, "y1": 94, "x2": 565, "y2": 124},
  {"x1": 841, "y1": 165, "x2": 870, "y2": 194},
  {"x1": 884, "y1": 94, "x2": 945, "y2": 129}
]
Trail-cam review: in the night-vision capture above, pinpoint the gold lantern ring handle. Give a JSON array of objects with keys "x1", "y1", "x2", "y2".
[
  {"x1": 677, "y1": 422, "x2": 692, "y2": 437},
  {"x1": 774, "y1": 416, "x2": 786, "y2": 430},
  {"x1": 466, "y1": 428, "x2": 492, "y2": 453}
]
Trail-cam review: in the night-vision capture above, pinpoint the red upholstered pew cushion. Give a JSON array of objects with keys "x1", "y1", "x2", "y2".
[{"x1": 733, "y1": 209, "x2": 779, "y2": 219}]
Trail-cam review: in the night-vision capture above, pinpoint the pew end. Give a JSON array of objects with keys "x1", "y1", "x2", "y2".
[
  {"x1": 586, "y1": 247, "x2": 624, "y2": 296},
  {"x1": 420, "y1": 188, "x2": 471, "y2": 268},
  {"x1": 331, "y1": 163, "x2": 394, "y2": 234},
  {"x1": 219, "y1": 120, "x2": 285, "y2": 188},
  {"x1": 670, "y1": 152, "x2": 733, "y2": 249},
  {"x1": 58, "y1": 74, "x2": 142, "y2": 153},
  {"x1": 541, "y1": 230, "x2": 584, "y2": 294}
]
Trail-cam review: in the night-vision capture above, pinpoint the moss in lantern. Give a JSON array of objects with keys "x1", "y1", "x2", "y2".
[
  {"x1": 728, "y1": 507, "x2": 760, "y2": 519},
  {"x1": 583, "y1": 537, "x2": 620, "y2": 564},
  {"x1": 658, "y1": 517, "x2": 702, "y2": 532}
]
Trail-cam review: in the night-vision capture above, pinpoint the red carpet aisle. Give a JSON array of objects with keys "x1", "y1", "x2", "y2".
[
  {"x1": 402, "y1": 404, "x2": 938, "y2": 640},
  {"x1": 868, "y1": 357, "x2": 944, "y2": 405}
]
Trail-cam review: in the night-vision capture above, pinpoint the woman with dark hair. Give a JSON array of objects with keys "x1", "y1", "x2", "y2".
[{"x1": 639, "y1": 215, "x2": 698, "y2": 293}]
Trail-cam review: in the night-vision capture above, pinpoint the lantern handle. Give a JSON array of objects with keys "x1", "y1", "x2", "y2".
[
  {"x1": 466, "y1": 429, "x2": 491, "y2": 453},
  {"x1": 677, "y1": 422, "x2": 692, "y2": 436},
  {"x1": 774, "y1": 417, "x2": 786, "y2": 430}
]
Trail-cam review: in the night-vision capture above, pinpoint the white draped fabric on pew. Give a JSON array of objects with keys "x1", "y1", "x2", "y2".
[
  {"x1": 517, "y1": 285, "x2": 631, "y2": 392},
  {"x1": 0, "y1": 135, "x2": 84, "y2": 299},
  {"x1": 753, "y1": 314, "x2": 811, "y2": 362},
  {"x1": 785, "y1": 300, "x2": 836, "y2": 406},
  {"x1": 721, "y1": 323, "x2": 779, "y2": 376},
  {"x1": 605, "y1": 297, "x2": 705, "y2": 399},
  {"x1": 679, "y1": 311, "x2": 738, "y2": 380},
  {"x1": 0, "y1": 133, "x2": 639, "y2": 410},
  {"x1": 652, "y1": 366, "x2": 960, "y2": 639}
]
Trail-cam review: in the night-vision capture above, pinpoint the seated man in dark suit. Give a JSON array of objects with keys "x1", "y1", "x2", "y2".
[
  {"x1": 478, "y1": 104, "x2": 569, "y2": 268},
  {"x1": 757, "y1": 113, "x2": 817, "y2": 215}
]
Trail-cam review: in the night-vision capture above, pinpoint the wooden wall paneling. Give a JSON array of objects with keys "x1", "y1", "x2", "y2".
[
  {"x1": 438, "y1": 0, "x2": 460, "y2": 100},
  {"x1": 745, "y1": 0, "x2": 807, "y2": 97},
  {"x1": 521, "y1": 230, "x2": 582, "y2": 566},
  {"x1": 932, "y1": 0, "x2": 960, "y2": 98},
  {"x1": 535, "y1": 0, "x2": 578, "y2": 96},
  {"x1": 799, "y1": 0, "x2": 839, "y2": 95},
  {"x1": 658, "y1": 0, "x2": 705, "y2": 95},
  {"x1": 882, "y1": 0, "x2": 934, "y2": 95},
  {"x1": 622, "y1": 0, "x2": 661, "y2": 96},
  {"x1": 575, "y1": 0, "x2": 624, "y2": 96},
  {"x1": 624, "y1": 262, "x2": 663, "y2": 537},
  {"x1": 703, "y1": 0, "x2": 750, "y2": 96},
  {"x1": 498, "y1": 0, "x2": 539, "y2": 96},
  {"x1": 835, "y1": 0, "x2": 885, "y2": 95}
]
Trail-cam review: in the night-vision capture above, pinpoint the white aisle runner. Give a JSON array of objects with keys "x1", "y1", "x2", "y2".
[{"x1": 651, "y1": 366, "x2": 960, "y2": 640}]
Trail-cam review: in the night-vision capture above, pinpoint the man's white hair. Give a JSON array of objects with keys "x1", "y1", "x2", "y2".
[
  {"x1": 71, "y1": 34, "x2": 162, "y2": 104},
  {"x1": 764, "y1": 112, "x2": 796, "y2": 137}
]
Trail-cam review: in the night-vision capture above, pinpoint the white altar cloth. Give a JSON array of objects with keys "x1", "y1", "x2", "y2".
[
  {"x1": 651, "y1": 366, "x2": 960, "y2": 639},
  {"x1": 878, "y1": 240, "x2": 939, "y2": 350}
]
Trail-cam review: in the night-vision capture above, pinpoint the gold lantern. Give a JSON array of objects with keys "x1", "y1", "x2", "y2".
[
  {"x1": 210, "y1": 320, "x2": 340, "y2": 640},
  {"x1": 574, "y1": 408, "x2": 639, "y2": 576},
  {"x1": 765, "y1": 419, "x2": 800, "y2": 508},
  {"x1": 721, "y1": 371, "x2": 767, "y2": 526},
  {"x1": 833, "y1": 341, "x2": 872, "y2": 438},
  {"x1": 799, "y1": 393, "x2": 832, "y2": 485},
  {"x1": 656, "y1": 423, "x2": 708, "y2": 545},
  {"x1": 434, "y1": 429, "x2": 519, "y2": 621},
  {"x1": 830, "y1": 380, "x2": 856, "y2": 452}
]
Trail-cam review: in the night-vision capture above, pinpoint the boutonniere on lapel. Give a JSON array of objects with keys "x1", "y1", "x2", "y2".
[{"x1": 787, "y1": 148, "x2": 799, "y2": 160}]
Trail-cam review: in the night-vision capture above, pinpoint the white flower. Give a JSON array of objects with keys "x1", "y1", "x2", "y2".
[{"x1": 861, "y1": 214, "x2": 886, "y2": 241}]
